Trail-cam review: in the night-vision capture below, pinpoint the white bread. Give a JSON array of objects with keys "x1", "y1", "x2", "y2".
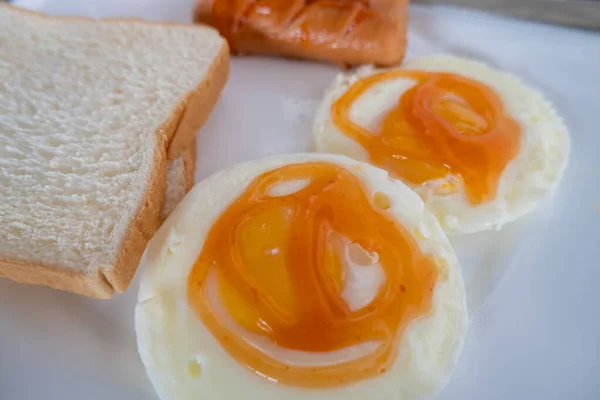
[
  {"x1": 162, "y1": 140, "x2": 197, "y2": 222},
  {"x1": 0, "y1": 5, "x2": 228, "y2": 298}
]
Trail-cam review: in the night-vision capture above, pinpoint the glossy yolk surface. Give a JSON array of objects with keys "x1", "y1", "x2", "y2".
[
  {"x1": 331, "y1": 70, "x2": 521, "y2": 204},
  {"x1": 188, "y1": 162, "x2": 438, "y2": 388}
]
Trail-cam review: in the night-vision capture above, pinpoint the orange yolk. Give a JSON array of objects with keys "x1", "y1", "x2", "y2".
[
  {"x1": 331, "y1": 70, "x2": 521, "y2": 204},
  {"x1": 188, "y1": 162, "x2": 438, "y2": 388}
]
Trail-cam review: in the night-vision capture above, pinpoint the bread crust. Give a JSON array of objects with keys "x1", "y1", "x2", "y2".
[
  {"x1": 0, "y1": 258, "x2": 115, "y2": 298},
  {"x1": 0, "y1": 5, "x2": 229, "y2": 298},
  {"x1": 194, "y1": 0, "x2": 407, "y2": 67},
  {"x1": 167, "y1": 48, "x2": 229, "y2": 160}
]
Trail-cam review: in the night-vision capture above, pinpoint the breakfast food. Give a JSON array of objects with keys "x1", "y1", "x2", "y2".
[
  {"x1": 0, "y1": 5, "x2": 229, "y2": 298},
  {"x1": 193, "y1": 0, "x2": 408, "y2": 66},
  {"x1": 136, "y1": 153, "x2": 467, "y2": 399},
  {"x1": 162, "y1": 140, "x2": 197, "y2": 221},
  {"x1": 314, "y1": 55, "x2": 570, "y2": 234}
]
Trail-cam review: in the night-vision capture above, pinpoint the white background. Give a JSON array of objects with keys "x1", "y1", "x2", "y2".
[{"x1": 2, "y1": 1, "x2": 600, "y2": 399}]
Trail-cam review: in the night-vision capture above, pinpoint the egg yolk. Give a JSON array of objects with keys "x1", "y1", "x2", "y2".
[
  {"x1": 331, "y1": 70, "x2": 521, "y2": 204},
  {"x1": 188, "y1": 162, "x2": 438, "y2": 387}
]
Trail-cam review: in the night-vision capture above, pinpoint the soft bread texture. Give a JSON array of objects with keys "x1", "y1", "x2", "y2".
[
  {"x1": 136, "y1": 153, "x2": 467, "y2": 400},
  {"x1": 161, "y1": 140, "x2": 197, "y2": 222},
  {"x1": 0, "y1": 150, "x2": 195, "y2": 298},
  {"x1": 194, "y1": 0, "x2": 407, "y2": 67},
  {"x1": 0, "y1": 5, "x2": 228, "y2": 298}
]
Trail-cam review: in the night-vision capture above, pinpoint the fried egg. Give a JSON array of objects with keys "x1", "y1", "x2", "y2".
[
  {"x1": 135, "y1": 153, "x2": 467, "y2": 400},
  {"x1": 313, "y1": 55, "x2": 570, "y2": 234}
]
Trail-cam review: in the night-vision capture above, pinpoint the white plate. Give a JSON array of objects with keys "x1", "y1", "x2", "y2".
[{"x1": 2, "y1": 2, "x2": 600, "y2": 399}]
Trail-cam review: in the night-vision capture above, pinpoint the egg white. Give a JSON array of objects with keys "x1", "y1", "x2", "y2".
[
  {"x1": 135, "y1": 153, "x2": 467, "y2": 400},
  {"x1": 313, "y1": 55, "x2": 571, "y2": 235}
]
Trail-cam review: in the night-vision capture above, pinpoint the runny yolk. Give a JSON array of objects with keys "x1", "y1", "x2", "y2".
[
  {"x1": 331, "y1": 70, "x2": 521, "y2": 204},
  {"x1": 188, "y1": 162, "x2": 438, "y2": 388}
]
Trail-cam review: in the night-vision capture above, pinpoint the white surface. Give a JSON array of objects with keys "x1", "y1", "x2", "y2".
[{"x1": 2, "y1": 1, "x2": 600, "y2": 399}]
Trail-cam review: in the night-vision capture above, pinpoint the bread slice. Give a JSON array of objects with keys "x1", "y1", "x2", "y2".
[
  {"x1": 0, "y1": 5, "x2": 228, "y2": 298},
  {"x1": 0, "y1": 147, "x2": 197, "y2": 298},
  {"x1": 161, "y1": 140, "x2": 197, "y2": 222}
]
